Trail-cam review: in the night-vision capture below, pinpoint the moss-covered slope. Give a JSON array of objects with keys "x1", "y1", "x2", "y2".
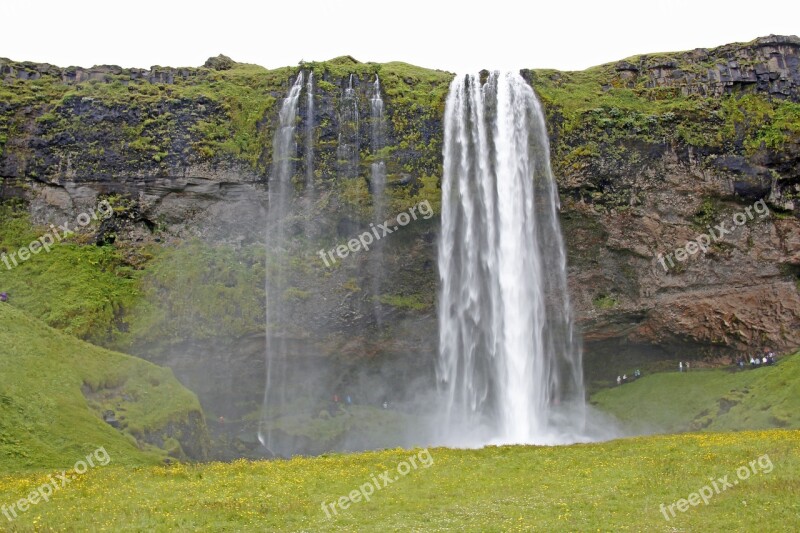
[{"x1": 0, "y1": 302, "x2": 209, "y2": 471}]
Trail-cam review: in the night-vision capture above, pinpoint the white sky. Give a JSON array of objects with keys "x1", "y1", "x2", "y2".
[{"x1": 1, "y1": 0, "x2": 798, "y2": 73}]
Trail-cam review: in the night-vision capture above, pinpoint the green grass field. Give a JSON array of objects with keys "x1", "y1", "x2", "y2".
[
  {"x1": 0, "y1": 430, "x2": 798, "y2": 531},
  {"x1": 592, "y1": 353, "x2": 800, "y2": 434}
]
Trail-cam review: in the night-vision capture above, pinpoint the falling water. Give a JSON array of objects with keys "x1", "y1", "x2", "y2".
[
  {"x1": 370, "y1": 75, "x2": 386, "y2": 323},
  {"x1": 270, "y1": 73, "x2": 304, "y2": 207},
  {"x1": 305, "y1": 72, "x2": 315, "y2": 190},
  {"x1": 259, "y1": 73, "x2": 304, "y2": 454},
  {"x1": 370, "y1": 75, "x2": 386, "y2": 216},
  {"x1": 370, "y1": 75, "x2": 385, "y2": 170},
  {"x1": 337, "y1": 74, "x2": 360, "y2": 179},
  {"x1": 437, "y1": 72, "x2": 586, "y2": 446}
]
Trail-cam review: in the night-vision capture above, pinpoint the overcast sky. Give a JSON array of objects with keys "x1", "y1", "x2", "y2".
[{"x1": 2, "y1": 1, "x2": 798, "y2": 73}]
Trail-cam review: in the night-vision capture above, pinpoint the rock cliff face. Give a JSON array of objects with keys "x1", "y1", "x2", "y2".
[
  {"x1": 526, "y1": 35, "x2": 800, "y2": 376},
  {"x1": 613, "y1": 35, "x2": 800, "y2": 99},
  {"x1": 1, "y1": 37, "x2": 798, "y2": 448}
]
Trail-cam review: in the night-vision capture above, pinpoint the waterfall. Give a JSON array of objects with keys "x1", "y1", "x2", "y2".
[
  {"x1": 305, "y1": 72, "x2": 315, "y2": 190},
  {"x1": 270, "y1": 73, "x2": 304, "y2": 208},
  {"x1": 370, "y1": 74, "x2": 386, "y2": 217},
  {"x1": 370, "y1": 75, "x2": 386, "y2": 323},
  {"x1": 337, "y1": 74, "x2": 360, "y2": 179},
  {"x1": 437, "y1": 72, "x2": 586, "y2": 446},
  {"x1": 259, "y1": 72, "x2": 304, "y2": 454}
]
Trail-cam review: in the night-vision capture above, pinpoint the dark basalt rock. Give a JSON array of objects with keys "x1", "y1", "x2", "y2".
[{"x1": 712, "y1": 155, "x2": 774, "y2": 200}]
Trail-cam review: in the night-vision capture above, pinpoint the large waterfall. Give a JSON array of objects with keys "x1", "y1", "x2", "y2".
[
  {"x1": 259, "y1": 73, "x2": 304, "y2": 454},
  {"x1": 437, "y1": 72, "x2": 586, "y2": 446},
  {"x1": 256, "y1": 70, "x2": 592, "y2": 456}
]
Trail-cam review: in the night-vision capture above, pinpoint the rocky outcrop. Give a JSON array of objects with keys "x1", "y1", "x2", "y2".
[
  {"x1": 528, "y1": 36, "x2": 800, "y2": 365},
  {"x1": 139, "y1": 411, "x2": 210, "y2": 461},
  {"x1": 612, "y1": 35, "x2": 800, "y2": 99},
  {"x1": 0, "y1": 58, "x2": 207, "y2": 86},
  {"x1": 556, "y1": 130, "x2": 799, "y2": 361}
]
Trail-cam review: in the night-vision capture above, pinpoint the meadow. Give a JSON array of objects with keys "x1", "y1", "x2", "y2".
[
  {"x1": 592, "y1": 353, "x2": 800, "y2": 433},
  {"x1": 1, "y1": 430, "x2": 798, "y2": 531}
]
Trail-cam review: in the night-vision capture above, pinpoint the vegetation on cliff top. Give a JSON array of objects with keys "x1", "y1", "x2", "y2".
[
  {"x1": 0, "y1": 56, "x2": 452, "y2": 175},
  {"x1": 529, "y1": 44, "x2": 800, "y2": 194},
  {"x1": 3, "y1": 41, "x2": 797, "y2": 184}
]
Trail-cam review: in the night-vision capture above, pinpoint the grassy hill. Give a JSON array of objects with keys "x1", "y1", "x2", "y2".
[
  {"x1": 0, "y1": 430, "x2": 797, "y2": 531},
  {"x1": 0, "y1": 303, "x2": 209, "y2": 472},
  {"x1": 591, "y1": 352, "x2": 800, "y2": 434}
]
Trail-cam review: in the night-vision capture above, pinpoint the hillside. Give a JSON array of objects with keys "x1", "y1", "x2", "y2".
[
  {"x1": 0, "y1": 303, "x2": 209, "y2": 471},
  {"x1": 591, "y1": 352, "x2": 800, "y2": 433}
]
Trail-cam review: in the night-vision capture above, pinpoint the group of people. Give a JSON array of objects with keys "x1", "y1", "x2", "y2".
[
  {"x1": 615, "y1": 369, "x2": 641, "y2": 386},
  {"x1": 613, "y1": 348, "x2": 781, "y2": 387},
  {"x1": 736, "y1": 350, "x2": 777, "y2": 369}
]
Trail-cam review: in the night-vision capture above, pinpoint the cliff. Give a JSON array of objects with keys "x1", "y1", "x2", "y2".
[
  {"x1": 1, "y1": 37, "x2": 799, "y2": 452},
  {"x1": 528, "y1": 35, "x2": 800, "y2": 376}
]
